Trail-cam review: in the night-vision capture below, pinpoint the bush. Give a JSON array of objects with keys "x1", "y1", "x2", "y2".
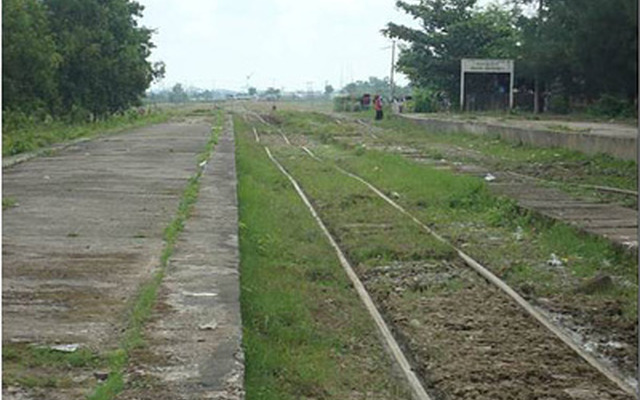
[
  {"x1": 2, "y1": 111, "x2": 35, "y2": 132},
  {"x1": 547, "y1": 94, "x2": 570, "y2": 114},
  {"x1": 65, "y1": 105, "x2": 93, "y2": 124},
  {"x1": 411, "y1": 87, "x2": 438, "y2": 113},
  {"x1": 587, "y1": 94, "x2": 636, "y2": 118},
  {"x1": 333, "y1": 96, "x2": 351, "y2": 112}
]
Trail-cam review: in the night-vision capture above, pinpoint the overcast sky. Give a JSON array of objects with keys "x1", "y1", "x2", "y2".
[
  {"x1": 137, "y1": 0, "x2": 422, "y2": 92},
  {"x1": 137, "y1": 0, "x2": 503, "y2": 92}
]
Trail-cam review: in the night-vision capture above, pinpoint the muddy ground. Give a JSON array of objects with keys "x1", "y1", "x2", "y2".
[{"x1": 3, "y1": 120, "x2": 211, "y2": 399}]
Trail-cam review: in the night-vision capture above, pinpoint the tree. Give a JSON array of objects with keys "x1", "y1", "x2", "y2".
[
  {"x1": 341, "y1": 77, "x2": 404, "y2": 99},
  {"x1": 2, "y1": 0, "x2": 61, "y2": 115},
  {"x1": 264, "y1": 87, "x2": 281, "y2": 99},
  {"x1": 384, "y1": 0, "x2": 521, "y2": 107},
  {"x1": 510, "y1": 0, "x2": 637, "y2": 114},
  {"x1": 324, "y1": 84, "x2": 334, "y2": 97},
  {"x1": 168, "y1": 83, "x2": 188, "y2": 103},
  {"x1": 248, "y1": 87, "x2": 257, "y2": 96},
  {"x1": 543, "y1": 0, "x2": 636, "y2": 101},
  {"x1": 45, "y1": 0, "x2": 160, "y2": 118},
  {"x1": 152, "y1": 61, "x2": 166, "y2": 84}
]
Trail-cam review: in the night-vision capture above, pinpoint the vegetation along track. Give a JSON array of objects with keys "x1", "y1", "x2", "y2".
[
  {"x1": 237, "y1": 106, "x2": 637, "y2": 399},
  {"x1": 259, "y1": 107, "x2": 638, "y2": 383},
  {"x1": 325, "y1": 114, "x2": 639, "y2": 252}
]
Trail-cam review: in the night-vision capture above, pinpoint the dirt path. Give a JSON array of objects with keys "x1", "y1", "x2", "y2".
[
  {"x1": 3, "y1": 120, "x2": 211, "y2": 398},
  {"x1": 118, "y1": 116, "x2": 243, "y2": 399}
]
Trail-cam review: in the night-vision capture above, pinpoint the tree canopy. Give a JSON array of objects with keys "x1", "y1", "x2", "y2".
[
  {"x1": 3, "y1": 0, "x2": 162, "y2": 122},
  {"x1": 341, "y1": 76, "x2": 410, "y2": 99},
  {"x1": 385, "y1": 0, "x2": 637, "y2": 114}
]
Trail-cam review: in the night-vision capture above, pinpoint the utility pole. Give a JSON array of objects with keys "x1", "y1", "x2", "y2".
[
  {"x1": 390, "y1": 40, "x2": 396, "y2": 100},
  {"x1": 534, "y1": 0, "x2": 543, "y2": 114}
]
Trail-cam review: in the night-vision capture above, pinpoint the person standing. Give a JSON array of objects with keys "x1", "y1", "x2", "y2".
[{"x1": 374, "y1": 94, "x2": 383, "y2": 120}]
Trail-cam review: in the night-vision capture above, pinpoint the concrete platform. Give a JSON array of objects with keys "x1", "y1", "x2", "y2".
[
  {"x1": 119, "y1": 115, "x2": 244, "y2": 399},
  {"x1": 3, "y1": 121, "x2": 212, "y2": 399},
  {"x1": 401, "y1": 114, "x2": 638, "y2": 161}
]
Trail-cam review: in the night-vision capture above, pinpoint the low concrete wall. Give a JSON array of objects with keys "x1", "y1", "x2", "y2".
[{"x1": 401, "y1": 116, "x2": 637, "y2": 161}]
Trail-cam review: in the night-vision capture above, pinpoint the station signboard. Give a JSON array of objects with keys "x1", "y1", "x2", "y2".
[{"x1": 460, "y1": 59, "x2": 514, "y2": 110}]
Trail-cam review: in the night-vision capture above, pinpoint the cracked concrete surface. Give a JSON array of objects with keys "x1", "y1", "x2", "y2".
[
  {"x1": 119, "y1": 115, "x2": 244, "y2": 399},
  {"x1": 2, "y1": 120, "x2": 215, "y2": 399}
]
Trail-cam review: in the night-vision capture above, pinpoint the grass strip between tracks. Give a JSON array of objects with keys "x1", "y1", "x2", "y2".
[
  {"x1": 271, "y1": 110, "x2": 637, "y2": 320},
  {"x1": 324, "y1": 145, "x2": 638, "y2": 319},
  {"x1": 280, "y1": 109, "x2": 637, "y2": 205},
  {"x1": 252, "y1": 107, "x2": 637, "y2": 386},
  {"x1": 86, "y1": 111, "x2": 223, "y2": 400},
  {"x1": 235, "y1": 116, "x2": 414, "y2": 399}
]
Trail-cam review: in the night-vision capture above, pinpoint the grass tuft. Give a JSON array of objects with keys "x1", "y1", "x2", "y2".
[{"x1": 3, "y1": 197, "x2": 18, "y2": 210}]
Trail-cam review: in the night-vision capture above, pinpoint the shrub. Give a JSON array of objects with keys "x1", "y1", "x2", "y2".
[
  {"x1": 411, "y1": 87, "x2": 438, "y2": 113},
  {"x1": 587, "y1": 94, "x2": 636, "y2": 118},
  {"x1": 547, "y1": 94, "x2": 570, "y2": 114},
  {"x1": 333, "y1": 96, "x2": 351, "y2": 112}
]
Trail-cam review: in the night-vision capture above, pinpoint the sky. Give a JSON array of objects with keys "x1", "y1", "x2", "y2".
[{"x1": 137, "y1": 0, "x2": 421, "y2": 92}]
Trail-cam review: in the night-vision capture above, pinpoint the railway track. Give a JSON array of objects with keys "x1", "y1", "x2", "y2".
[
  {"x1": 344, "y1": 115, "x2": 637, "y2": 200},
  {"x1": 241, "y1": 109, "x2": 637, "y2": 399},
  {"x1": 324, "y1": 114, "x2": 639, "y2": 251}
]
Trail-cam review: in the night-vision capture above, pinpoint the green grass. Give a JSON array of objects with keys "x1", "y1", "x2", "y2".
[
  {"x1": 2, "y1": 109, "x2": 174, "y2": 157},
  {"x1": 274, "y1": 149, "x2": 454, "y2": 268},
  {"x1": 235, "y1": 116, "x2": 412, "y2": 399},
  {"x1": 3, "y1": 343, "x2": 108, "y2": 390},
  {"x1": 378, "y1": 116, "x2": 637, "y2": 192},
  {"x1": 303, "y1": 142, "x2": 637, "y2": 319},
  {"x1": 3, "y1": 197, "x2": 17, "y2": 210},
  {"x1": 279, "y1": 109, "x2": 637, "y2": 194},
  {"x1": 261, "y1": 106, "x2": 637, "y2": 319}
]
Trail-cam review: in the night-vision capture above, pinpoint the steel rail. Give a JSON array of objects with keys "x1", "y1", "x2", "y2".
[
  {"x1": 299, "y1": 145, "x2": 637, "y2": 397},
  {"x1": 264, "y1": 146, "x2": 433, "y2": 400},
  {"x1": 246, "y1": 109, "x2": 636, "y2": 395}
]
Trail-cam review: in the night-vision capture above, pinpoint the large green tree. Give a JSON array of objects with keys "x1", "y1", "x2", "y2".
[
  {"x1": 3, "y1": 0, "x2": 162, "y2": 121},
  {"x1": 384, "y1": 0, "x2": 521, "y2": 106},
  {"x1": 3, "y1": 0, "x2": 61, "y2": 115},
  {"x1": 542, "y1": 0, "x2": 636, "y2": 101},
  {"x1": 45, "y1": 0, "x2": 161, "y2": 118}
]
